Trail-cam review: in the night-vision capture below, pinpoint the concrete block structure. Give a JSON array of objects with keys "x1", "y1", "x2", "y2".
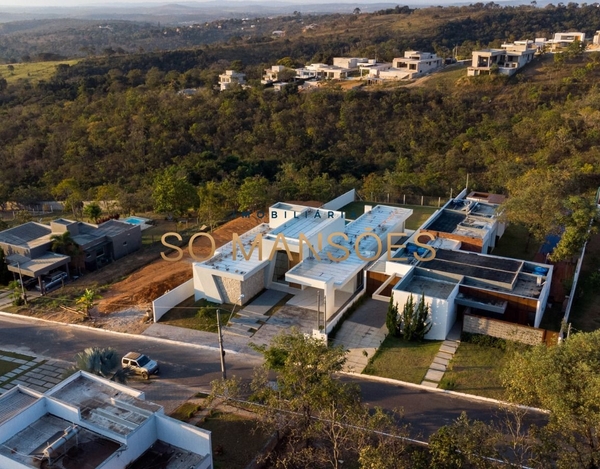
[{"x1": 0, "y1": 371, "x2": 212, "y2": 469}]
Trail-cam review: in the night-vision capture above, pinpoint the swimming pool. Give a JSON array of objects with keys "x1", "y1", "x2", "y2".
[{"x1": 123, "y1": 216, "x2": 151, "y2": 225}]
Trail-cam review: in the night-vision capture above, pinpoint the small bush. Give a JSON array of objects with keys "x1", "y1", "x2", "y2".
[{"x1": 461, "y1": 332, "x2": 506, "y2": 350}]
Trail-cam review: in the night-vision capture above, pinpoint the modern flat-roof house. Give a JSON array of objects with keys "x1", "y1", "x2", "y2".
[
  {"x1": 302, "y1": 63, "x2": 351, "y2": 80},
  {"x1": 332, "y1": 57, "x2": 368, "y2": 69},
  {"x1": 468, "y1": 41, "x2": 536, "y2": 76},
  {"x1": 392, "y1": 51, "x2": 443, "y2": 79},
  {"x1": 547, "y1": 31, "x2": 586, "y2": 51},
  {"x1": 367, "y1": 189, "x2": 553, "y2": 341},
  {"x1": 418, "y1": 191, "x2": 506, "y2": 254},
  {"x1": 218, "y1": 70, "x2": 246, "y2": 91},
  {"x1": 0, "y1": 218, "x2": 141, "y2": 292},
  {"x1": 262, "y1": 65, "x2": 287, "y2": 85},
  {"x1": 157, "y1": 189, "x2": 555, "y2": 344},
  {"x1": 188, "y1": 196, "x2": 411, "y2": 322},
  {"x1": 0, "y1": 371, "x2": 212, "y2": 469}
]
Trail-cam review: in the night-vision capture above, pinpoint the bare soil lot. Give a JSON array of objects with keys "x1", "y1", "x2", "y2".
[{"x1": 14, "y1": 215, "x2": 262, "y2": 333}]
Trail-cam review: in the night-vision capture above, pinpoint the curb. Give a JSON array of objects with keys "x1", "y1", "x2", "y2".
[
  {"x1": 0, "y1": 311, "x2": 255, "y2": 356},
  {"x1": 341, "y1": 371, "x2": 549, "y2": 414}
]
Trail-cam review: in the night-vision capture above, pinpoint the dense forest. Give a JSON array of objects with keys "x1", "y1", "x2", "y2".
[{"x1": 0, "y1": 5, "x2": 599, "y2": 244}]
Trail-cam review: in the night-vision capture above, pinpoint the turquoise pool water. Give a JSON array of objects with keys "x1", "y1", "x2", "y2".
[{"x1": 123, "y1": 216, "x2": 148, "y2": 225}]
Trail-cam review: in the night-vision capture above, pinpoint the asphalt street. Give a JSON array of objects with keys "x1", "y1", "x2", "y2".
[{"x1": 0, "y1": 314, "x2": 546, "y2": 439}]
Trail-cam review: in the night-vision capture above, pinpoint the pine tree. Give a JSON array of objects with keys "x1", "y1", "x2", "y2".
[{"x1": 385, "y1": 296, "x2": 399, "y2": 337}]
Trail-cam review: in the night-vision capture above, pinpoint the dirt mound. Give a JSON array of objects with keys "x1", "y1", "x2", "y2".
[{"x1": 97, "y1": 214, "x2": 263, "y2": 316}]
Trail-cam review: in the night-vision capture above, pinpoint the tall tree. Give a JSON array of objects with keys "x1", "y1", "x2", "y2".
[
  {"x1": 152, "y1": 166, "x2": 199, "y2": 217},
  {"x1": 502, "y1": 330, "x2": 600, "y2": 468},
  {"x1": 241, "y1": 331, "x2": 412, "y2": 469},
  {"x1": 197, "y1": 181, "x2": 228, "y2": 230},
  {"x1": 237, "y1": 176, "x2": 271, "y2": 212}
]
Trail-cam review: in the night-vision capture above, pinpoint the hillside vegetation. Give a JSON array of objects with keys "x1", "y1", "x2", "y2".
[{"x1": 0, "y1": 5, "x2": 598, "y2": 227}]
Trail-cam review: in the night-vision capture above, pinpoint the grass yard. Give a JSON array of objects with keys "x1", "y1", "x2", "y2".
[
  {"x1": 0, "y1": 60, "x2": 79, "y2": 84},
  {"x1": 170, "y1": 402, "x2": 202, "y2": 422},
  {"x1": 159, "y1": 297, "x2": 228, "y2": 333},
  {"x1": 363, "y1": 335, "x2": 441, "y2": 383},
  {"x1": 0, "y1": 359, "x2": 20, "y2": 376},
  {"x1": 0, "y1": 350, "x2": 34, "y2": 361},
  {"x1": 199, "y1": 411, "x2": 271, "y2": 469},
  {"x1": 438, "y1": 342, "x2": 507, "y2": 400},
  {"x1": 491, "y1": 223, "x2": 540, "y2": 261}
]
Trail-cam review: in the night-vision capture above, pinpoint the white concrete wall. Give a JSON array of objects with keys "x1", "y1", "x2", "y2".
[
  {"x1": 322, "y1": 189, "x2": 355, "y2": 211},
  {"x1": 156, "y1": 414, "x2": 212, "y2": 466},
  {"x1": 535, "y1": 266, "x2": 553, "y2": 328},
  {"x1": 392, "y1": 287, "x2": 455, "y2": 340},
  {"x1": 45, "y1": 398, "x2": 81, "y2": 423},
  {"x1": 152, "y1": 278, "x2": 195, "y2": 322},
  {"x1": 194, "y1": 266, "x2": 221, "y2": 303},
  {"x1": 97, "y1": 415, "x2": 158, "y2": 469},
  {"x1": 0, "y1": 454, "x2": 27, "y2": 469}
]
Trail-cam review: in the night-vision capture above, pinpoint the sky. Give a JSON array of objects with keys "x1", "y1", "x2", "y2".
[{"x1": 1, "y1": 0, "x2": 397, "y2": 6}]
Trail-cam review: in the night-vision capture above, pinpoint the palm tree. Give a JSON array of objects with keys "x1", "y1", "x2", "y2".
[
  {"x1": 76, "y1": 288, "x2": 101, "y2": 318},
  {"x1": 68, "y1": 347, "x2": 129, "y2": 383},
  {"x1": 51, "y1": 231, "x2": 83, "y2": 275},
  {"x1": 50, "y1": 231, "x2": 77, "y2": 256}
]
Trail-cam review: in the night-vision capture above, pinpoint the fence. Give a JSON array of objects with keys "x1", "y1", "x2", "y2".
[
  {"x1": 152, "y1": 279, "x2": 195, "y2": 322},
  {"x1": 358, "y1": 193, "x2": 450, "y2": 208},
  {"x1": 464, "y1": 313, "x2": 558, "y2": 346}
]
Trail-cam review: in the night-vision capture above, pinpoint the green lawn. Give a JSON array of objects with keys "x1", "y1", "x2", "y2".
[
  {"x1": 0, "y1": 60, "x2": 79, "y2": 84},
  {"x1": 0, "y1": 350, "x2": 34, "y2": 361},
  {"x1": 199, "y1": 411, "x2": 271, "y2": 469},
  {"x1": 491, "y1": 223, "x2": 540, "y2": 261},
  {"x1": 363, "y1": 336, "x2": 441, "y2": 383},
  {"x1": 438, "y1": 342, "x2": 507, "y2": 400},
  {"x1": 170, "y1": 402, "x2": 202, "y2": 422},
  {"x1": 0, "y1": 359, "x2": 20, "y2": 376},
  {"x1": 159, "y1": 297, "x2": 227, "y2": 333}
]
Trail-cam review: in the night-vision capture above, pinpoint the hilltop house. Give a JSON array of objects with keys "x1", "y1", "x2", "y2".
[
  {"x1": 547, "y1": 31, "x2": 586, "y2": 51},
  {"x1": 468, "y1": 40, "x2": 536, "y2": 76},
  {"x1": 219, "y1": 70, "x2": 246, "y2": 91},
  {"x1": 392, "y1": 51, "x2": 443, "y2": 78},
  {"x1": 0, "y1": 371, "x2": 212, "y2": 469}
]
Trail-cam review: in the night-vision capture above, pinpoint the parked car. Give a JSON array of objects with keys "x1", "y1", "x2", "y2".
[
  {"x1": 121, "y1": 352, "x2": 159, "y2": 379},
  {"x1": 34, "y1": 272, "x2": 68, "y2": 292}
]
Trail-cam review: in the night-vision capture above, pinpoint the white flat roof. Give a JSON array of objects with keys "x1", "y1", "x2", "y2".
[
  {"x1": 196, "y1": 224, "x2": 272, "y2": 278},
  {"x1": 267, "y1": 207, "x2": 341, "y2": 241},
  {"x1": 286, "y1": 205, "x2": 412, "y2": 286}
]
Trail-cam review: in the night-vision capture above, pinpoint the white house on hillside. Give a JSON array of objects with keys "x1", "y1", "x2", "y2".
[
  {"x1": 219, "y1": 70, "x2": 246, "y2": 91},
  {"x1": 392, "y1": 51, "x2": 443, "y2": 79},
  {"x1": 468, "y1": 41, "x2": 536, "y2": 76}
]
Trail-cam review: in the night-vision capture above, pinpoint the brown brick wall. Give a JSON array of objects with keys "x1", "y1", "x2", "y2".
[{"x1": 463, "y1": 314, "x2": 544, "y2": 346}]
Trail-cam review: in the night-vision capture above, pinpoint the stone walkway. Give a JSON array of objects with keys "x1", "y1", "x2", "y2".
[
  {"x1": 224, "y1": 290, "x2": 288, "y2": 337},
  {"x1": 330, "y1": 298, "x2": 388, "y2": 373},
  {"x1": 0, "y1": 351, "x2": 71, "y2": 394},
  {"x1": 420, "y1": 320, "x2": 462, "y2": 388}
]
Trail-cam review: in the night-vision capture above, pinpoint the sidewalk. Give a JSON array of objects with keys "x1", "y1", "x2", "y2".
[
  {"x1": 329, "y1": 298, "x2": 388, "y2": 373},
  {"x1": 421, "y1": 320, "x2": 462, "y2": 388},
  {"x1": 142, "y1": 323, "x2": 259, "y2": 356}
]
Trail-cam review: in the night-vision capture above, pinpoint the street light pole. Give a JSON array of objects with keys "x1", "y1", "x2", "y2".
[{"x1": 216, "y1": 309, "x2": 226, "y2": 380}]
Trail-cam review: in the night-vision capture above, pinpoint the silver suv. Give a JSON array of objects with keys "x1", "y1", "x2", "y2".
[{"x1": 121, "y1": 352, "x2": 159, "y2": 379}]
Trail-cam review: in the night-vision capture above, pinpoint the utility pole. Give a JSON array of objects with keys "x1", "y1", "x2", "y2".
[
  {"x1": 16, "y1": 261, "x2": 27, "y2": 305},
  {"x1": 216, "y1": 309, "x2": 226, "y2": 380}
]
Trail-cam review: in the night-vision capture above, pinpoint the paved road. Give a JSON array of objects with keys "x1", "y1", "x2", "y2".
[{"x1": 0, "y1": 314, "x2": 545, "y2": 438}]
